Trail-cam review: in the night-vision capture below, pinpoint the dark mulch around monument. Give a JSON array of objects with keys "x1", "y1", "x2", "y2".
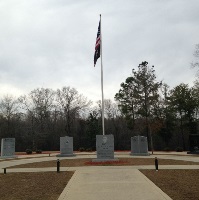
[
  {"x1": 8, "y1": 157, "x2": 199, "y2": 168},
  {"x1": 140, "y1": 169, "x2": 199, "y2": 200},
  {"x1": 0, "y1": 171, "x2": 74, "y2": 200}
]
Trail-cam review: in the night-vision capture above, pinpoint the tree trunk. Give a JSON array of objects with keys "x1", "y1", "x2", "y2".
[{"x1": 180, "y1": 115, "x2": 186, "y2": 150}]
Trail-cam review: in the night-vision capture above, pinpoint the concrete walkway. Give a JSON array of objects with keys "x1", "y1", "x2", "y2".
[
  {"x1": 0, "y1": 151, "x2": 199, "y2": 169},
  {"x1": 58, "y1": 168, "x2": 172, "y2": 200}
]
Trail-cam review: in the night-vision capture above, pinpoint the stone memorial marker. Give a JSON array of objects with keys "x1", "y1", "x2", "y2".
[
  {"x1": 92, "y1": 134, "x2": 118, "y2": 162},
  {"x1": 131, "y1": 135, "x2": 150, "y2": 156},
  {"x1": 1, "y1": 138, "x2": 16, "y2": 158},
  {"x1": 57, "y1": 136, "x2": 75, "y2": 157}
]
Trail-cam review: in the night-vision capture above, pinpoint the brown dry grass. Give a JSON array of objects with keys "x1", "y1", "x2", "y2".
[
  {"x1": 0, "y1": 172, "x2": 74, "y2": 200},
  {"x1": 9, "y1": 157, "x2": 199, "y2": 168},
  {"x1": 141, "y1": 169, "x2": 199, "y2": 200}
]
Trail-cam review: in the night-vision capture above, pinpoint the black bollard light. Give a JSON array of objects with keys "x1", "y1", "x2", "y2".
[
  {"x1": 57, "y1": 159, "x2": 60, "y2": 173},
  {"x1": 4, "y1": 168, "x2": 6, "y2": 174},
  {"x1": 155, "y1": 157, "x2": 158, "y2": 171}
]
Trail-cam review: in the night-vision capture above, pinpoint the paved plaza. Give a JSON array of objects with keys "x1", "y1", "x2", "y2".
[{"x1": 0, "y1": 152, "x2": 199, "y2": 200}]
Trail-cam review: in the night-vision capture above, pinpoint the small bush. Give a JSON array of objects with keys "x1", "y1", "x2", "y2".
[
  {"x1": 194, "y1": 146, "x2": 199, "y2": 152},
  {"x1": 86, "y1": 148, "x2": 92, "y2": 152},
  {"x1": 26, "y1": 149, "x2": 32, "y2": 154},
  {"x1": 36, "y1": 149, "x2": 42, "y2": 154},
  {"x1": 79, "y1": 147, "x2": 85, "y2": 152},
  {"x1": 163, "y1": 147, "x2": 171, "y2": 152},
  {"x1": 176, "y1": 147, "x2": 183, "y2": 152}
]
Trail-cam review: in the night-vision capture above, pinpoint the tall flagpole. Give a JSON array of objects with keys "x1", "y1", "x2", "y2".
[{"x1": 100, "y1": 14, "x2": 105, "y2": 135}]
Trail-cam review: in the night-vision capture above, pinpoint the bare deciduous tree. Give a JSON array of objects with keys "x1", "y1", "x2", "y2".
[
  {"x1": 18, "y1": 88, "x2": 55, "y2": 149},
  {"x1": 0, "y1": 95, "x2": 19, "y2": 137},
  {"x1": 56, "y1": 86, "x2": 92, "y2": 136}
]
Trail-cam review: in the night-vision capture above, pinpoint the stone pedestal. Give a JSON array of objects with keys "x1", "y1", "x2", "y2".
[
  {"x1": 92, "y1": 134, "x2": 118, "y2": 162},
  {"x1": 130, "y1": 135, "x2": 150, "y2": 156},
  {"x1": 56, "y1": 136, "x2": 75, "y2": 157},
  {"x1": 1, "y1": 138, "x2": 17, "y2": 158}
]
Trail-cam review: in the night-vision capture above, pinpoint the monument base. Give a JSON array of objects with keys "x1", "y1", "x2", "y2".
[
  {"x1": 130, "y1": 153, "x2": 150, "y2": 156},
  {"x1": 0, "y1": 155, "x2": 17, "y2": 159},
  {"x1": 56, "y1": 153, "x2": 75, "y2": 157},
  {"x1": 92, "y1": 158, "x2": 119, "y2": 162}
]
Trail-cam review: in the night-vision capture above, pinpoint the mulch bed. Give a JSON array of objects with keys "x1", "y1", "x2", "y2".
[
  {"x1": 8, "y1": 157, "x2": 199, "y2": 168},
  {"x1": 0, "y1": 171, "x2": 74, "y2": 200},
  {"x1": 141, "y1": 169, "x2": 199, "y2": 200}
]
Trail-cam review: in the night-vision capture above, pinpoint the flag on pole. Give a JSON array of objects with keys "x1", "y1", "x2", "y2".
[{"x1": 94, "y1": 21, "x2": 101, "y2": 67}]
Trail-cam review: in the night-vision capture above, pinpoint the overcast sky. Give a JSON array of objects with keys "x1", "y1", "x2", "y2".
[{"x1": 0, "y1": 0, "x2": 198, "y2": 103}]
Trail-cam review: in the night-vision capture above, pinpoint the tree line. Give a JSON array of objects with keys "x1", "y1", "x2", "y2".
[
  {"x1": 0, "y1": 87, "x2": 123, "y2": 151},
  {"x1": 0, "y1": 49, "x2": 199, "y2": 152},
  {"x1": 115, "y1": 61, "x2": 199, "y2": 152}
]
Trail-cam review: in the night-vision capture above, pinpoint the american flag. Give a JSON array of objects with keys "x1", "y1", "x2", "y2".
[{"x1": 94, "y1": 21, "x2": 100, "y2": 67}]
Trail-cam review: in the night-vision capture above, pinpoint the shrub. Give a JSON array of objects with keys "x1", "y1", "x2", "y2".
[
  {"x1": 176, "y1": 147, "x2": 183, "y2": 152},
  {"x1": 36, "y1": 149, "x2": 42, "y2": 154},
  {"x1": 79, "y1": 147, "x2": 85, "y2": 152},
  {"x1": 86, "y1": 148, "x2": 92, "y2": 152},
  {"x1": 26, "y1": 149, "x2": 32, "y2": 154},
  {"x1": 163, "y1": 147, "x2": 171, "y2": 152},
  {"x1": 194, "y1": 146, "x2": 199, "y2": 151}
]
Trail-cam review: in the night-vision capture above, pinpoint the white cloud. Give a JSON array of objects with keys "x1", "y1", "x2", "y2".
[{"x1": 0, "y1": 0, "x2": 198, "y2": 101}]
